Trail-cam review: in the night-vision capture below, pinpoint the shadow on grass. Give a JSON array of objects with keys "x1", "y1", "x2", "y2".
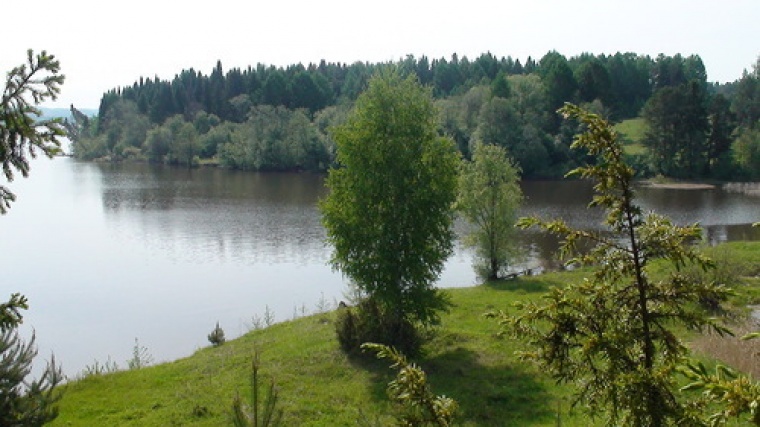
[
  {"x1": 354, "y1": 345, "x2": 555, "y2": 426},
  {"x1": 483, "y1": 276, "x2": 556, "y2": 293}
]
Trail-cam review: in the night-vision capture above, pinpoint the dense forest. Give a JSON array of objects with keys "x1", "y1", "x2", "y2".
[{"x1": 66, "y1": 51, "x2": 760, "y2": 180}]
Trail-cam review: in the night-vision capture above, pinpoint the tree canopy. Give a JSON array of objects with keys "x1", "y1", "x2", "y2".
[
  {"x1": 320, "y1": 69, "x2": 459, "y2": 332},
  {"x1": 67, "y1": 51, "x2": 758, "y2": 181},
  {"x1": 457, "y1": 143, "x2": 523, "y2": 280}
]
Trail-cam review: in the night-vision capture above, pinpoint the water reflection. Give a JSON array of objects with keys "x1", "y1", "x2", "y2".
[{"x1": 98, "y1": 163, "x2": 330, "y2": 265}]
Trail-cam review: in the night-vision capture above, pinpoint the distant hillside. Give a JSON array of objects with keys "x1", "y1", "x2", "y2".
[{"x1": 39, "y1": 107, "x2": 98, "y2": 121}]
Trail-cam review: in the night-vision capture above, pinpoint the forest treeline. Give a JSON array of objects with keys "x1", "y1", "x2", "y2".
[{"x1": 66, "y1": 51, "x2": 760, "y2": 179}]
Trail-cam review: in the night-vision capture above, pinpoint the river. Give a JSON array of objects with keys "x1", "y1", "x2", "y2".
[{"x1": 2, "y1": 158, "x2": 758, "y2": 377}]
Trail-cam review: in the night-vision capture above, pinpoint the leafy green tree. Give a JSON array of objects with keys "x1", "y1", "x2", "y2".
[
  {"x1": 457, "y1": 143, "x2": 523, "y2": 280},
  {"x1": 652, "y1": 54, "x2": 687, "y2": 90},
  {"x1": 475, "y1": 94, "x2": 552, "y2": 178},
  {"x1": 144, "y1": 125, "x2": 172, "y2": 162},
  {"x1": 289, "y1": 71, "x2": 331, "y2": 115},
  {"x1": 539, "y1": 51, "x2": 577, "y2": 130},
  {"x1": 642, "y1": 81, "x2": 709, "y2": 178},
  {"x1": 731, "y1": 57, "x2": 759, "y2": 128},
  {"x1": 262, "y1": 70, "x2": 289, "y2": 107},
  {"x1": 321, "y1": 69, "x2": 459, "y2": 349},
  {"x1": 605, "y1": 52, "x2": 652, "y2": 119},
  {"x1": 490, "y1": 71, "x2": 511, "y2": 99},
  {"x1": 437, "y1": 85, "x2": 490, "y2": 157},
  {"x1": 218, "y1": 105, "x2": 321, "y2": 171},
  {"x1": 167, "y1": 121, "x2": 200, "y2": 166},
  {"x1": 198, "y1": 120, "x2": 233, "y2": 159},
  {"x1": 705, "y1": 94, "x2": 736, "y2": 178},
  {"x1": 494, "y1": 104, "x2": 730, "y2": 426},
  {"x1": 96, "y1": 99, "x2": 150, "y2": 159},
  {"x1": 732, "y1": 124, "x2": 760, "y2": 179},
  {"x1": 575, "y1": 58, "x2": 612, "y2": 105},
  {"x1": 1, "y1": 50, "x2": 65, "y2": 425}
]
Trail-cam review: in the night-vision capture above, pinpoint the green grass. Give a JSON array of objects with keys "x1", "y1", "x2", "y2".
[
  {"x1": 51, "y1": 242, "x2": 760, "y2": 426},
  {"x1": 614, "y1": 117, "x2": 647, "y2": 156}
]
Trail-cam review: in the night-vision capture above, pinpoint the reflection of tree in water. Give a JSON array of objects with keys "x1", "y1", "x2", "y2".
[
  {"x1": 703, "y1": 224, "x2": 760, "y2": 246},
  {"x1": 96, "y1": 163, "x2": 330, "y2": 265},
  {"x1": 516, "y1": 230, "x2": 601, "y2": 273},
  {"x1": 723, "y1": 182, "x2": 760, "y2": 197},
  {"x1": 93, "y1": 162, "x2": 759, "y2": 271}
]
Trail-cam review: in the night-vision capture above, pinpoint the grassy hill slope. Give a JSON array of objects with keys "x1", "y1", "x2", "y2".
[{"x1": 51, "y1": 242, "x2": 760, "y2": 426}]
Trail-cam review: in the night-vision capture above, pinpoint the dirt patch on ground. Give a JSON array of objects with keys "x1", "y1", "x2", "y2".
[{"x1": 690, "y1": 316, "x2": 760, "y2": 378}]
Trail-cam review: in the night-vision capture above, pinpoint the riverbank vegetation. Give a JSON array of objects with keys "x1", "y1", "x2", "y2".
[
  {"x1": 65, "y1": 52, "x2": 759, "y2": 181},
  {"x1": 48, "y1": 241, "x2": 759, "y2": 426}
]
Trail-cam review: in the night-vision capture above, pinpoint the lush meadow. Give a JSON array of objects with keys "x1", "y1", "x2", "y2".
[{"x1": 51, "y1": 242, "x2": 760, "y2": 426}]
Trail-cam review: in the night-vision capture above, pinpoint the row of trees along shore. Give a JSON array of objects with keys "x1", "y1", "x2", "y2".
[{"x1": 66, "y1": 51, "x2": 760, "y2": 180}]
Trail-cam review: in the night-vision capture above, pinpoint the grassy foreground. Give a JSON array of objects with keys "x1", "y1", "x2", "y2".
[{"x1": 51, "y1": 242, "x2": 759, "y2": 426}]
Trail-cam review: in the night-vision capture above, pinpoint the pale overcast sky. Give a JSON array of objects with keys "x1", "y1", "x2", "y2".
[{"x1": 3, "y1": 0, "x2": 758, "y2": 109}]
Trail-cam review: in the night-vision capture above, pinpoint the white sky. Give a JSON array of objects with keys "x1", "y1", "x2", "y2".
[{"x1": 3, "y1": 0, "x2": 758, "y2": 109}]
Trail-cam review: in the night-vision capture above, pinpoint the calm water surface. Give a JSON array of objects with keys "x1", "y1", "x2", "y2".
[{"x1": 3, "y1": 158, "x2": 758, "y2": 377}]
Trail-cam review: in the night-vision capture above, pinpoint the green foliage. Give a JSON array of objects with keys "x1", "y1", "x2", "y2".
[
  {"x1": 0, "y1": 329, "x2": 63, "y2": 426},
  {"x1": 208, "y1": 322, "x2": 226, "y2": 347},
  {"x1": 1, "y1": 50, "x2": 65, "y2": 425},
  {"x1": 574, "y1": 59, "x2": 611, "y2": 105},
  {"x1": 473, "y1": 87, "x2": 554, "y2": 177},
  {"x1": 679, "y1": 360, "x2": 760, "y2": 426},
  {"x1": 642, "y1": 80, "x2": 710, "y2": 178},
  {"x1": 1, "y1": 294, "x2": 63, "y2": 426},
  {"x1": 490, "y1": 71, "x2": 511, "y2": 99},
  {"x1": 497, "y1": 104, "x2": 732, "y2": 426},
  {"x1": 732, "y1": 124, "x2": 760, "y2": 180},
  {"x1": 218, "y1": 105, "x2": 329, "y2": 171},
  {"x1": 71, "y1": 51, "x2": 757, "y2": 180},
  {"x1": 538, "y1": 51, "x2": 577, "y2": 130},
  {"x1": 231, "y1": 351, "x2": 283, "y2": 427},
  {"x1": 320, "y1": 69, "x2": 459, "y2": 340},
  {"x1": 1, "y1": 49, "x2": 65, "y2": 213},
  {"x1": 0, "y1": 293, "x2": 28, "y2": 331},
  {"x1": 730, "y1": 57, "x2": 759, "y2": 128},
  {"x1": 456, "y1": 143, "x2": 523, "y2": 280},
  {"x1": 96, "y1": 99, "x2": 151, "y2": 159},
  {"x1": 362, "y1": 343, "x2": 458, "y2": 427},
  {"x1": 335, "y1": 299, "x2": 421, "y2": 357}
]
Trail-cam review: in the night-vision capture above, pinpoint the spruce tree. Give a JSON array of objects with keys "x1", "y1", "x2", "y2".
[
  {"x1": 1, "y1": 50, "x2": 66, "y2": 425},
  {"x1": 495, "y1": 104, "x2": 730, "y2": 425}
]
